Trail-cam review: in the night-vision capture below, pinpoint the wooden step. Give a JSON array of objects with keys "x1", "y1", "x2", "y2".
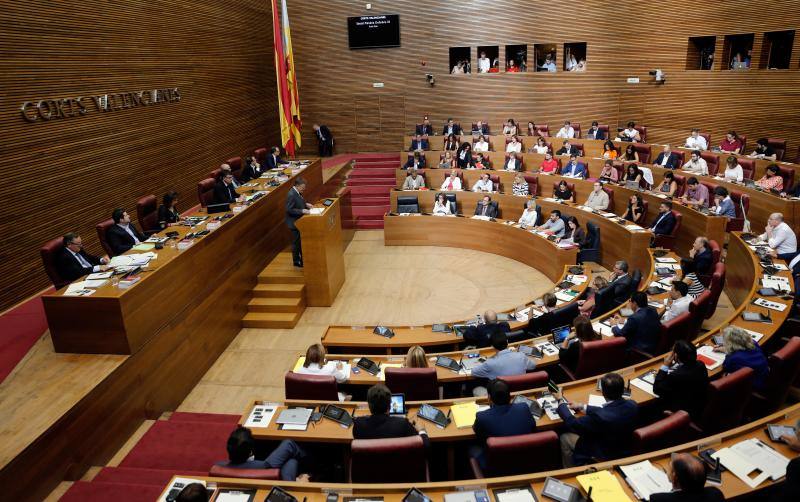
[
  {"x1": 252, "y1": 283, "x2": 305, "y2": 298},
  {"x1": 248, "y1": 297, "x2": 305, "y2": 313},
  {"x1": 258, "y1": 271, "x2": 305, "y2": 284},
  {"x1": 242, "y1": 311, "x2": 302, "y2": 329}
]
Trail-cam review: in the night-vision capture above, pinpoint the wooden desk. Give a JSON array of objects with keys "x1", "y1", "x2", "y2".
[{"x1": 295, "y1": 197, "x2": 346, "y2": 306}]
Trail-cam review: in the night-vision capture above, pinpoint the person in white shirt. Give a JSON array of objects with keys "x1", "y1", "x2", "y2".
[
  {"x1": 615, "y1": 121, "x2": 641, "y2": 142},
  {"x1": 502, "y1": 119, "x2": 518, "y2": 136},
  {"x1": 585, "y1": 182, "x2": 610, "y2": 210},
  {"x1": 477, "y1": 52, "x2": 491, "y2": 73},
  {"x1": 472, "y1": 173, "x2": 493, "y2": 192},
  {"x1": 684, "y1": 129, "x2": 708, "y2": 151},
  {"x1": 759, "y1": 213, "x2": 798, "y2": 259},
  {"x1": 402, "y1": 169, "x2": 425, "y2": 190},
  {"x1": 565, "y1": 53, "x2": 578, "y2": 71},
  {"x1": 556, "y1": 121, "x2": 575, "y2": 139},
  {"x1": 661, "y1": 281, "x2": 691, "y2": 323},
  {"x1": 722, "y1": 156, "x2": 743, "y2": 182},
  {"x1": 682, "y1": 150, "x2": 708, "y2": 175},
  {"x1": 441, "y1": 171, "x2": 462, "y2": 191},
  {"x1": 433, "y1": 192, "x2": 452, "y2": 215},
  {"x1": 518, "y1": 200, "x2": 539, "y2": 228},
  {"x1": 451, "y1": 62, "x2": 464, "y2": 74},
  {"x1": 295, "y1": 343, "x2": 348, "y2": 383},
  {"x1": 529, "y1": 136, "x2": 549, "y2": 154},
  {"x1": 474, "y1": 135, "x2": 489, "y2": 152},
  {"x1": 506, "y1": 136, "x2": 522, "y2": 153},
  {"x1": 539, "y1": 54, "x2": 556, "y2": 72}
]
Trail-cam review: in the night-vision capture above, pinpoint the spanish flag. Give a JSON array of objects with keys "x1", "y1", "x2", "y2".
[{"x1": 271, "y1": 0, "x2": 301, "y2": 156}]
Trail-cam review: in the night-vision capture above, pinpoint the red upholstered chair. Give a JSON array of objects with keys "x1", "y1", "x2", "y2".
[
  {"x1": 488, "y1": 174, "x2": 501, "y2": 192},
  {"x1": 632, "y1": 410, "x2": 692, "y2": 454},
  {"x1": 777, "y1": 165, "x2": 795, "y2": 191},
  {"x1": 694, "y1": 367, "x2": 754, "y2": 434},
  {"x1": 571, "y1": 141, "x2": 585, "y2": 156},
  {"x1": 738, "y1": 158, "x2": 756, "y2": 180},
  {"x1": 636, "y1": 199, "x2": 649, "y2": 225},
  {"x1": 653, "y1": 210, "x2": 681, "y2": 250},
  {"x1": 700, "y1": 181, "x2": 718, "y2": 200},
  {"x1": 660, "y1": 311, "x2": 693, "y2": 348},
  {"x1": 602, "y1": 186, "x2": 615, "y2": 212},
  {"x1": 284, "y1": 372, "x2": 339, "y2": 401},
  {"x1": 767, "y1": 138, "x2": 786, "y2": 161},
  {"x1": 552, "y1": 182, "x2": 577, "y2": 203},
  {"x1": 41, "y1": 237, "x2": 68, "y2": 289},
  {"x1": 209, "y1": 464, "x2": 280, "y2": 480},
  {"x1": 536, "y1": 124, "x2": 549, "y2": 137},
  {"x1": 749, "y1": 337, "x2": 800, "y2": 414},
  {"x1": 704, "y1": 263, "x2": 726, "y2": 319},
  {"x1": 672, "y1": 174, "x2": 687, "y2": 197},
  {"x1": 197, "y1": 178, "x2": 216, "y2": 208},
  {"x1": 500, "y1": 371, "x2": 549, "y2": 392},
  {"x1": 572, "y1": 123, "x2": 582, "y2": 138},
  {"x1": 470, "y1": 431, "x2": 560, "y2": 478},
  {"x1": 208, "y1": 168, "x2": 223, "y2": 181},
  {"x1": 254, "y1": 147, "x2": 268, "y2": 165},
  {"x1": 226, "y1": 156, "x2": 243, "y2": 179},
  {"x1": 634, "y1": 125, "x2": 647, "y2": 143},
  {"x1": 726, "y1": 192, "x2": 749, "y2": 232},
  {"x1": 737, "y1": 134, "x2": 747, "y2": 153},
  {"x1": 670, "y1": 150, "x2": 686, "y2": 166},
  {"x1": 709, "y1": 240, "x2": 721, "y2": 267},
  {"x1": 523, "y1": 175, "x2": 540, "y2": 196},
  {"x1": 632, "y1": 144, "x2": 651, "y2": 164},
  {"x1": 350, "y1": 435, "x2": 428, "y2": 483},
  {"x1": 699, "y1": 132, "x2": 711, "y2": 147},
  {"x1": 687, "y1": 290, "x2": 711, "y2": 337},
  {"x1": 95, "y1": 219, "x2": 116, "y2": 256},
  {"x1": 794, "y1": 145, "x2": 800, "y2": 164},
  {"x1": 700, "y1": 152, "x2": 720, "y2": 176},
  {"x1": 384, "y1": 368, "x2": 439, "y2": 401},
  {"x1": 560, "y1": 337, "x2": 627, "y2": 380},
  {"x1": 136, "y1": 195, "x2": 159, "y2": 235},
  {"x1": 597, "y1": 124, "x2": 610, "y2": 137}
]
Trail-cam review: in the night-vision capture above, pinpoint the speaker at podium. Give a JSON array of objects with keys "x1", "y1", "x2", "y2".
[{"x1": 295, "y1": 197, "x2": 346, "y2": 306}]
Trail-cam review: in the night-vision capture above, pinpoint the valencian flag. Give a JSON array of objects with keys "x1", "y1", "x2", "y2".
[{"x1": 271, "y1": 0, "x2": 301, "y2": 156}]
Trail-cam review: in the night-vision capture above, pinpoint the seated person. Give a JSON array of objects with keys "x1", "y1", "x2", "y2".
[
  {"x1": 505, "y1": 136, "x2": 522, "y2": 153},
  {"x1": 621, "y1": 164, "x2": 642, "y2": 186},
  {"x1": 558, "y1": 315, "x2": 601, "y2": 374},
  {"x1": 473, "y1": 120, "x2": 489, "y2": 135},
  {"x1": 684, "y1": 128, "x2": 708, "y2": 151},
  {"x1": 474, "y1": 195, "x2": 498, "y2": 217},
  {"x1": 650, "y1": 201, "x2": 677, "y2": 235},
  {"x1": 442, "y1": 118, "x2": 461, "y2": 136},
  {"x1": 615, "y1": 121, "x2": 641, "y2": 142},
  {"x1": 556, "y1": 372, "x2": 639, "y2": 467},
  {"x1": 585, "y1": 121, "x2": 605, "y2": 140},
  {"x1": 157, "y1": 191, "x2": 182, "y2": 228},
  {"x1": 525, "y1": 121, "x2": 537, "y2": 136},
  {"x1": 755, "y1": 164, "x2": 784, "y2": 191},
  {"x1": 463, "y1": 310, "x2": 511, "y2": 348},
  {"x1": 409, "y1": 134, "x2": 428, "y2": 151},
  {"x1": 653, "y1": 341, "x2": 709, "y2": 421},
  {"x1": 216, "y1": 427, "x2": 309, "y2": 481},
  {"x1": 654, "y1": 144, "x2": 679, "y2": 169},
  {"x1": 439, "y1": 151, "x2": 456, "y2": 169},
  {"x1": 474, "y1": 153, "x2": 491, "y2": 170},
  {"x1": 621, "y1": 195, "x2": 644, "y2": 223},
  {"x1": 651, "y1": 454, "x2": 724, "y2": 502},
  {"x1": 416, "y1": 118, "x2": 433, "y2": 136},
  {"x1": 680, "y1": 258, "x2": 707, "y2": 298},
  {"x1": 433, "y1": 192, "x2": 453, "y2": 215},
  {"x1": 471, "y1": 331, "x2": 537, "y2": 395},
  {"x1": 402, "y1": 169, "x2": 425, "y2": 190},
  {"x1": 473, "y1": 135, "x2": 489, "y2": 152},
  {"x1": 503, "y1": 154, "x2": 521, "y2": 172},
  {"x1": 722, "y1": 156, "x2": 744, "y2": 182},
  {"x1": 294, "y1": 343, "x2": 348, "y2": 385},
  {"x1": 561, "y1": 154, "x2": 587, "y2": 178},
  {"x1": 609, "y1": 292, "x2": 660, "y2": 354},
  {"x1": 242, "y1": 155, "x2": 263, "y2": 181},
  {"x1": 585, "y1": 182, "x2": 610, "y2": 210},
  {"x1": 404, "y1": 345, "x2": 428, "y2": 368},
  {"x1": 609, "y1": 260, "x2": 633, "y2": 306},
  {"x1": 710, "y1": 186, "x2": 736, "y2": 218},
  {"x1": 556, "y1": 121, "x2": 575, "y2": 139},
  {"x1": 529, "y1": 136, "x2": 549, "y2": 154},
  {"x1": 719, "y1": 131, "x2": 743, "y2": 154},
  {"x1": 578, "y1": 276, "x2": 610, "y2": 318},
  {"x1": 404, "y1": 151, "x2": 426, "y2": 169},
  {"x1": 598, "y1": 159, "x2": 619, "y2": 183},
  {"x1": 601, "y1": 140, "x2": 618, "y2": 160},
  {"x1": 56, "y1": 232, "x2": 110, "y2": 283},
  {"x1": 512, "y1": 174, "x2": 529, "y2": 196},
  {"x1": 661, "y1": 280, "x2": 691, "y2": 323},
  {"x1": 527, "y1": 292, "x2": 558, "y2": 335},
  {"x1": 759, "y1": 212, "x2": 797, "y2": 261},
  {"x1": 539, "y1": 152, "x2": 559, "y2": 173},
  {"x1": 682, "y1": 150, "x2": 708, "y2": 175},
  {"x1": 657, "y1": 171, "x2": 678, "y2": 197},
  {"x1": 539, "y1": 54, "x2": 556, "y2": 72},
  {"x1": 470, "y1": 378, "x2": 536, "y2": 470},
  {"x1": 716, "y1": 326, "x2": 769, "y2": 391},
  {"x1": 472, "y1": 173, "x2": 494, "y2": 192},
  {"x1": 557, "y1": 216, "x2": 586, "y2": 246},
  {"x1": 106, "y1": 208, "x2": 146, "y2": 255},
  {"x1": 681, "y1": 177, "x2": 709, "y2": 207},
  {"x1": 518, "y1": 200, "x2": 539, "y2": 227},
  {"x1": 536, "y1": 209, "x2": 566, "y2": 237},
  {"x1": 265, "y1": 146, "x2": 289, "y2": 170},
  {"x1": 502, "y1": 119, "x2": 518, "y2": 136},
  {"x1": 688, "y1": 236, "x2": 713, "y2": 275},
  {"x1": 749, "y1": 138, "x2": 777, "y2": 160},
  {"x1": 620, "y1": 144, "x2": 639, "y2": 162},
  {"x1": 220, "y1": 163, "x2": 240, "y2": 188},
  {"x1": 354, "y1": 384, "x2": 428, "y2": 441},
  {"x1": 214, "y1": 171, "x2": 241, "y2": 205},
  {"x1": 553, "y1": 180, "x2": 573, "y2": 201},
  {"x1": 440, "y1": 171, "x2": 462, "y2": 191},
  {"x1": 456, "y1": 143, "x2": 473, "y2": 169},
  {"x1": 556, "y1": 140, "x2": 581, "y2": 156},
  {"x1": 443, "y1": 134, "x2": 459, "y2": 151}
]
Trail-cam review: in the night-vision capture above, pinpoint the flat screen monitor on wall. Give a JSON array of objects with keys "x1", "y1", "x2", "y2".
[{"x1": 347, "y1": 15, "x2": 400, "y2": 49}]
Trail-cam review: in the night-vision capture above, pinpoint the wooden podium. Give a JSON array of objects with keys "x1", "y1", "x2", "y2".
[{"x1": 295, "y1": 197, "x2": 346, "y2": 306}]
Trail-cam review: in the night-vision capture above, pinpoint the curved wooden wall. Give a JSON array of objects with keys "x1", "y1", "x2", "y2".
[{"x1": 0, "y1": 0, "x2": 280, "y2": 311}]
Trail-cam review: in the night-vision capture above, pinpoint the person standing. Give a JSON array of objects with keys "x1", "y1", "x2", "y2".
[
  {"x1": 286, "y1": 178, "x2": 313, "y2": 267},
  {"x1": 313, "y1": 124, "x2": 334, "y2": 156}
]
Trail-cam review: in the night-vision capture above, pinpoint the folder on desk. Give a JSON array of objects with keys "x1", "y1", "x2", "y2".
[
  {"x1": 450, "y1": 401, "x2": 489, "y2": 428},
  {"x1": 576, "y1": 469, "x2": 631, "y2": 502},
  {"x1": 617, "y1": 460, "x2": 672, "y2": 500}
]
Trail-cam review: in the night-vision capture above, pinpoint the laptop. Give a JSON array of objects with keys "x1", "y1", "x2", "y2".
[
  {"x1": 275, "y1": 407, "x2": 312, "y2": 425},
  {"x1": 390, "y1": 393, "x2": 406, "y2": 415},
  {"x1": 551, "y1": 325, "x2": 571, "y2": 344},
  {"x1": 625, "y1": 180, "x2": 640, "y2": 190}
]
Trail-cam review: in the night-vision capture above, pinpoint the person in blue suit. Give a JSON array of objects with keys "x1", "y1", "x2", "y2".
[
  {"x1": 609, "y1": 292, "x2": 660, "y2": 354},
  {"x1": 560, "y1": 154, "x2": 587, "y2": 179},
  {"x1": 653, "y1": 144, "x2": 680, "y2": 169},
  {"x1": 650, "y1": 201, "x2": 677, "y2": 237},
  {"x1": 556, "y1": 372, "x2": 638, "y2": 467}
]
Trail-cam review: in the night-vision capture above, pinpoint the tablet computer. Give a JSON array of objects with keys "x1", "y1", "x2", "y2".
[
  {"x1": 551, "y1": 325, "x2": 571, "y2": 344},
  {"x1": 417, "y1": 403, "x2": 448, "y2": 427},
  {"x1": 356, "y1": 357, "x2": 380, "y2": 375},
  {"x1": 435, "y1": 355, "x2": 462, "y2": 372},
  {"x1": 321, "y1": 404, "x2": 353, "y2": 427},
  {"x1": 767, "y1": 424, "x2": 796, "y2": 442},
  {"x1": 390, "y1": 394, "x2": 406, "y2": 415}
]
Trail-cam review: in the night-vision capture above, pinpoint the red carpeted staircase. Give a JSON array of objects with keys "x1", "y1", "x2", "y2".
[
  {"x1": 344, "y1": 154, "x2": 400, "y2": 230},
  {"x1": 59, "y1": 412, "x2": 240, "y2": 501}
]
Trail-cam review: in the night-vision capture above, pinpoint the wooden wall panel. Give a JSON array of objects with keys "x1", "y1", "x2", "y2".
[{"x1": 0, "y1": 0, "x2": 280, "y2": 311}]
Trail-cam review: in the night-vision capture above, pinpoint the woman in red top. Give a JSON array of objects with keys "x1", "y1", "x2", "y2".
[
  {"x1": 755, "y1": 164, "x2": 784, "y2": 191},
  {"x1": 720, "y1": 131, "x2": 743, "y2": 154},
  {"x1": 539, "y1": 152, "x2": 559, "y2": 173},
  {"x1": 506, "y1": 60, "x2": 520, "y2": 72}
]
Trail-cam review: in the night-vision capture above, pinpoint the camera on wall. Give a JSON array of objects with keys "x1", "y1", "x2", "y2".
[
  {"x1": 425, "y1": 73, "x2": 435, "y2": 87},
  {"x1": 649, "y1": 69, "x2": 666, "y2": 84}
]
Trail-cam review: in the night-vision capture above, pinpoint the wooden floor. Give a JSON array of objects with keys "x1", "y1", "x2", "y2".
[{"x1": 178, "y1": 230, "x2": 555, "y2": 414}]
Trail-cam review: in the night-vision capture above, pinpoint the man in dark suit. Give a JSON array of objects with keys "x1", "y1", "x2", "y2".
[
  {"x1": 650, "y1": 202, "x2": 677, "y2": 237},
  {"x1": 472, "y1": 120, "x2": 489, "y2": 135},
  {"x1": 474, "y1": 196, "x2": 498, "y2": 218},
  {"x1": 286, "y1": 178, "x2": 313, "y2": 267},
  {"x1": 610, "y1": 292, "x2": 661, "y2": 354},
  {"x1": 653, "y1": 144, "x2": 680, "y2": 169},
  {"x1": 585, "y1": 121, "x2": 605, "y2": 140},
  {"x1": 409, "y1": 134, "x2": 429, "y2": 151},
  {"x1": 106, "y1": 208, "x2": 146, "y2": 256},
  {"x1": 689, "y1": 236, "x2": 713, "y2": 275},
  {"x1": 609, "y1": 260, "x2": 633, "y2": 306},
  {"x1": 215, "y1": 426, "x2": 309, "y2": 481},
  {"x1": 213, "y1": 172, "x2": 239, "y2": 205},
  {"x1": 353, "y1": 384, "x2": 428, "y2": 445},
  {"x1": 653, "y1": 340, "x2": 709, "y2": 420},
  {"x1": 557, "y1": 372, "x2": 639, "y2": 467},
  {"x1": 442, "y1": 118, "x2": 462, "y2": 136},
  {"x1": 55, "y1": 232, "x2": 110, "y2": 282},
  {"x1": 312, "y1": 123, "x2": 333, "y2": 156},
  {"x1": 651, "y1": 454, "x2": 724, "y2": 502},
  {"x1": 470, "y1": 378, "x2": 536, "y2": 471},
  {"x1": 415, "y1": 118, "x2": 434, "y2": 136},
  {"x1": 265, "y1": 146, "x2": 289, "y2": 170},
  {"x1": 555, "y1": 140, "x2": 582, "y2": 157},
  {"x1": 463, "y1": 310, "x2": 511, "y2": 348}
]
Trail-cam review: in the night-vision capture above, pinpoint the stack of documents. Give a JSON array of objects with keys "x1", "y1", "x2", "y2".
[
  {"x1": 244, "y1": 403, "x2": 278, "y2": 428},
  {"x1": 763, "y1": 275, "x2": 791, "y2": 291},
  {"x1": 618, "y1": 460, "x2": 673, "y2": 500},
  {"x1": 630, "y1": 371, "x2": 658, "y2": 396},
  {"x1": 587, "y1": 394, "x2": 607, "y2": 407},
  {"x1": 576, "y1": 469, "x2": 632, "y2": 502},
  {"x1": 712, "y1": 438, "x2": 790, "y2": 488},
  {"x1": 753, "y1": 298, "x2": 788, "y2": 311},
  {"x1": 64, "y1": 283, "x2": 95, "y2": 296},
  {"x1": 109, "y1": 253, "x2": 155, "y2": 267},
  {"x1": 696, "y1": 345, "x2": 725, "y2": 370},
  {"x1": 377, "y1": 363, "x2": 402, "y2": 381},
  {"x1": 534, "y1": 341, "x2": 559, "y2": 357},
  {"x1": 309, "y1": 207, "x2": 325, "y2": 215},
  {"x1": 555, "y1": 290, "x2": 578, "y2": 303}
]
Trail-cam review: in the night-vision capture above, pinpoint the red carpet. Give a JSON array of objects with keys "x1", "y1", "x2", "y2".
[
  {"x1": 344, "y1": 155, "x2": 400, "y2": 229},
  {"x1": 119, "y1": 420, "x2": 232, "y2": 472},
  {"x1": 0, "y1": 294, "x2": 50, "y2": 382},
  {"x1": 59, "y1": 481, "x2": 164, "y2": 502}
]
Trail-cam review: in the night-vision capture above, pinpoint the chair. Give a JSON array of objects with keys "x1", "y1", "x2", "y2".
[
  {"x1": 597, "y1": 124, "x2": 610, "y2": 137},
  {"x1": 672, "y1": 174, "x2": 687, "y2": 197},
  {"x1": 738, "y1": 158, "x2": 755, "y2": 180},
  {"x1": 704, "y1": 263, "x2": 726, "y2": 319},
  {"x1": 635, "y1": 199, "x2": 649, "y2": 226},
  {"x1": 794, "y1": 145, "x2": 800, "y2": 164},
  {"x1": 660, "y1": 311, "x2": 693, "y2": 348},
  {"x1": 384, "y1": 368, "x2": 438, "y2": 401},
  {"x1": 577, "y1": 222, "x2": 600, "y2": 264},
  {"x1": 208, "y1": 168, "x2": 223, "y2": 181},
  {"x1": 699, "y1": 132, "x2": 711, "y2": 147},
  {"x1": 697, "y1": 240, "x2": 722, "y2": 287},
  {"x1": 572, "y1": 123, "x2": 582, "y2": 138},
  {"x1": 500, "y1": 371, "x2": 549, "y2": 393},
  {"x1": 750, "y1": 337, "x2": 800, "y2": 414},
  {"x1": 209, "y1": 464, "x2": 279, "y2": 480},
  {"x1": 397, "y1": 196, "x2": 420, "y2": 214},
  {"x1": 254, "y1": 147, "x2": 268, "y2": 165},
  {"x1": 694, "y1": 367, "x2": 754, "y2": 434},
  {"x1": 561, "y1": 337, "x2": 627, "y2": 380},
  {"x1": 726, "y1": 192, "x2": 749, "y2": 232},
  {"x1": 536, "y1": 124, "x2": 549, "y2": 137},
  {"x1": 634, "y1": 125, "x2": 647, "y2": 143},
  {"x1": 284, "y1": 372, "x2": 338, "y2": 401},
  {"x1": 776, "y1": 165, "x2": 795, "y2": 191},
  {"x1": 632, "y1": 144, "x2": 651, "y2": 164},
  {"x1": 506, "y1": 329, "x2": 531, "y2": 344},
  {"x1": 41, "y1": 237, "x2": 68, "y2": 289},
  {"x1": 136, "y1": 195, "x2": 159, "y2": 235},
  {"x1": 548, "y1": 303, "x2": 580, "y2": 331},
  {"x1": 470, "y1": 432, "x2": 560, "y2": 478},
  {"x1": 570, "y1": 141, "x2": 585, "y2": 157},
  {"x1": 197, "y1": 178, "x2": 216, "y2": 208},
  {"x1": 653, "y1": 210, "x2": 681, "y2": 250},
  {"x1": 602, "y1": 186, "x2": 615, "y2": 212},
  {"x1": 630, "y1": 269, "x2": 643, "y2": 292},
  {"x1": 767, "y1": 138, "x2": 787, "y2": 161},
  {"x1": 95, "y1": 219, "x2": 115, "y2": 256},
  {"x1": 590, "y1": 285, "x2": 615, "y2": 318},
  {"x1": 631, "y1": 410, "x2": 692, "y2": 454},
  {"x1": 444, "y1": 193, "x2": 458, "y2": 214},
  {"x1": 687, "y1": 290, "x2": 711, "y2": 337},
  {"x1": 489, "y1": 174, "x2": 501, "y2": 191},
  {"x1": 670, "y1": 150, "x2": 686, "y2": 166},
  {"x1": 552, "y1": 182, "x2": 576, "y2": 203},
  {"x1": 523, "y1": 175, "x2": 539, "y2": 196},
  {"x1": 700, "y1": 181, "x2": 718, "y2": 200},
  {"x1": 700, "y1": 152, "x2": 720, "y2": 176},
  {"x1": 350, "y1": 436, "x2": 428, "y2": 483},
  {"x1": 737, "y1": 134, "x2": 747, "y2": 153},
  {"x1": 226, "y1": 156, "x2": 243, "y2": 179}
]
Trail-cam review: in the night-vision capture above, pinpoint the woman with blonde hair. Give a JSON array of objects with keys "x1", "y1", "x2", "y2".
[
  {"x1": 404, "y1": 345, "x2": 429, "y2": 368},
  {"x1": 716, "y1": 326, "x2": 768, "y2": 390},
  {"x1": 578, "y1": 276, "x2": 609, "y2": 317}
]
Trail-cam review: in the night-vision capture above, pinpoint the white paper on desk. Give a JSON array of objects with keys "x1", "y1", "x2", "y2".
[
  {"x1": 696, "y1": 345, "x2": 725, "y2": 370},
  {"x1": 731, "y1": 438, "x2": 790, "y2": 480},
  {"x1": 593, "y1": 321, "x2": 615, "y2": 337},
  {"x1": 625, "y1": 224, "x2": 645, "y2": 231},
  {"x1": 588, "y1": 394, "x2": 606, "y2": 407},
  {"x1": 309, "y1": 207, "x2": 324, "y2": 215},
  {"x1": 655, "y1": 257, "x2": 678, "y2": 263},
  {"x1": 763, "y1": 276, "x2": 791, "y2": 290},
  {"x1": 555, "y1": 290, "x2": 578, "y2": 303},
  {"x1": 86, "y1": 271, "x2": 113, "y2": 280},
  {"x1": 534, "y1": 341, "x2": 559, "y2": 356},
  {"x1": 542, "y1": 197, "x2": 558, "y2": 202},
  {"x1": 619, "y1": 460, "x2": 673, "y2": 500},
  {"x1": 712, "y1": 447, "x2": 771, "y2": 488},
  {"x1": 64, "y1": 283, "x2": 95, "y2": 296},
  {"x1": 496, "y1": 489, "x2": 536, "y2": 502},
  {"x1": 630, "y1": 377, "x2": 657, "y2": 396},
  {"x1": 770, "y1": 263, "x2": 789, "y2": 271},
  {"x1": 244, "y1": 403, "x2": 278, "y2": 428},
  {"x1": 83, "y1": 279, "x2": 108, "y2": 288},
  {"x1": 568, "y1": 274, "x2": 588, "y2": 284},
  {"x1": 753, "y1": 298, "x2": 788, "y2": 312},
  {"x1": 280, "y1": 423, "x2": 308, "y2": 431},
  {"x1": 599, "y1": 212, "x2": 617, "y2": 218},
  {"x1": 216, "y1": 491, "x2": 255, "y2": 502},
  {"x1": 740, "y1": 328, "x2": 765, "y2": 344},
  {"x1": 471, "y1": 215, "x2": 492, "y2": 221}
]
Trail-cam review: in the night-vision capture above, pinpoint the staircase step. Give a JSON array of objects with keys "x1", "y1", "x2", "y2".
[
  {"x1": 346, "y1": 178, "x2": 398, "y2": 186},
  {"x1": 243, "y1": 311, "x2": 302, "y2": 329},
  {"x1": 248, "y1": 296, "x2": 306, "y2": 313},
  {"x1": 349, "y1": 186, "x2": 393, "y2": 196},
  {"x1": 348, "y1": 168, "x2": 396, "y2": 177},
  {"x1": 352, "y1": 197, "x2": 390, "y2": 206},
  {"x1": 352, "y1": 206, "x2": 389, "y2": 218},
  {"x1": 253, "y1": 283, "x2": 305, "y2": 298},
  {"x1": 258, "y1": 271, "x2": 305, "y2": 284}
]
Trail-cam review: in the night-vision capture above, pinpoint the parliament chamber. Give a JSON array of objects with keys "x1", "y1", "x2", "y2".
[{"x1": 4, "y1": 1, "x2": 800, "y2": 501}]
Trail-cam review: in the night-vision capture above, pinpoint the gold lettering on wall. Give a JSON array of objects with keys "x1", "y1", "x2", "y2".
[{"x1": 19, "y1": 87, "x2": 181, "y2": 123}]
